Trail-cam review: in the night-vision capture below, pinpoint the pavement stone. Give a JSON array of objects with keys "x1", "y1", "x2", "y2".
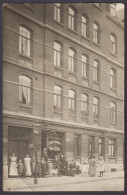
[{"x1": 3, "y1": 171, "x2": 124, "y2": 192}]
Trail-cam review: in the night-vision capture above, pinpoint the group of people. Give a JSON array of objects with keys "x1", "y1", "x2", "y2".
[{"x1": 9, "y1": 152, "x2": 105, "y2": 178}]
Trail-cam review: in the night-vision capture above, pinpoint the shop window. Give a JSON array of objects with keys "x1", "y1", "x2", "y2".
[
  {"x1": 81, "y1": 94, "x2": 88, "y2": 117},
  {"x1": 110, "y1": 68, "x2": 116, "y2": 89},
  {"x1": 93, "y1": 22, "x2": 100, "y2": 44},
  {"x1": 99, "y1": 137, "x2": 105, "y2": 157},
  {"x1": 109, "y1": 138, "x2": 117, "y2": 157},
  {"x1": 110, "y1": 102, "x2": 116, "y2": 124},
  {"x1": 54, "y1": 41, "x2": 62, "y2": 68},
  {"x1": 82, "y1": 54, "x2": 89, "y2": 78},
  {"x1": 54, "y1": 85, "x2": 62, "y2": 111},
  {"x1": 68, "y1": 6, "x2": 76, "y2": 31},
  {"x1": 19, "y1": 75, "x2": 32, "y2": 106},
  {"x1": 69, "y1": 48, "x2": 76, "y2": 73},
  {"x1": 19, "y1": 25, "x2": 31, "y2": 57},
  {"x1": 74, "y1": 134, "x2": 80, "y2": 156},
  {"x1": 93, "y1": 97, "x2": 99, "y2": 120},
  {"x1": 68, "y1": 89, "x2": 76, "y2": 114},
  {"x1": 110, "y1": 34, "x2": 117, "y2": 55},
  {"x1": 54, "y1": 3, "x2": 61, "y2": 23},
  {"x1": 93, "y1": 60, "x2": 100, "y2": 82},
  {"x1": 81, "y1": 15, "x2": 89, "y2": 38}
]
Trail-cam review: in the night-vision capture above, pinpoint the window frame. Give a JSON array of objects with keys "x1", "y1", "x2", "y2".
[
  {"x1": 81, "y1": 54, "x2": 89, "y2": 78},
  {"x1": 110, "y1": 34, "x2": 117, "y2": 55},
  {"x1": 54, "y1": 85, "x2": 62, "y2": 111},
  {"x1": 81, "y1": 93, "x2": 88, "y2": 117},
  {"x1": 81, "y1": 15, "x2": 88, "y2": 38},
  {"x1": 93, "y1": 22, "x2": 100, "y2": 44},
  {"x1": 110, "y1": 4, "x2": 116, "y2": 16},
  {"x1": 109, "y1": 138, "x2": 117, "y2": 157},
  {"x1": 110, "y1": 68, "x2": 116, "y2": 89},
  {"x1": 68, "y1": 89, "x2": 76, "y2": 114},
  {"x1": 19, "y1": 25, "x2": 31, "y2": 57},
  {"x1": 93, "y1": 97, "x2": 99, "y2": 120},
  {"x1": 110, "y1": 102, "x2": 116, "y2": 124},
  {"x1": 68, "y1": 6, "x2": 76, "y2": 31},
  {"x1": 19, "y1": 75, "x2": 32, "y2": 106},
  {"x1": 69, "y1": 48, "x2": 76, "y2": 73},
  {"x1": 93, "y1": 60, "x2": 100, "y2": 82},
  {"x1": 54, "y1": 3, "x2": 61, "y2": 23},
  {"x1": 54, "y1": 41, "x2": 62, "y2": 68}
]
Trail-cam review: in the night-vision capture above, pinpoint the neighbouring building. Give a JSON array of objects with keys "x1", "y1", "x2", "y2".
[{"x1": 3, "y1": 3, "x2": 124, "y2": 179}]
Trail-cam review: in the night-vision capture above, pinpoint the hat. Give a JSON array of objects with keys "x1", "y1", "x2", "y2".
[{"x1": 83, "y1": 161, "x2": 87, "y2": 164}]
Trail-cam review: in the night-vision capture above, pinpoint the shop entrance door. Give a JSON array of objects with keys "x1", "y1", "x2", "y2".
[{"x1": 8, "y1": 140, "x2": 28, "y2": 161}]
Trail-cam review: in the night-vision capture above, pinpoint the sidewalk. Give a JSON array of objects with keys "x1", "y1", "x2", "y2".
[{"x1": 3, "y1": 171, "x2": 124, "y2": 191}]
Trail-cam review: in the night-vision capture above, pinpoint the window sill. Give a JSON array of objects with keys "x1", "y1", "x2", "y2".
[
  {"x1": 82, "y1": 76, "x2": 89, "y2": 80},
  {"x1": 69, "y1": 71, "x2": 77, "y2": 76},
  {"x1": 109, "y1": 156, "x2": 116, "y2": 159},
  {"x1": 53, "y1": 20, "x2": 64, "y2": 27},
  {"x1": 110, "y1": 52, "x2": 118, "y2": 58},
  {"x1": 19, "y1": 103, "x2": 32, "y2": 108},
  {"x1": 81, "y1": 116, "x2": 88, "y2": 119},
  {"x1": 110, "y1": 122, "x2": 116, "y2": 125},
  {"x1": 110, "y1": 87, "x2": 117, "y2": 91},
  {"x1": 54, "y1": 66, "x2": 63, "y2": 71},
  {"x1": 93, "y1": 80, "x2": 100, "y2": 84},
  {"x1": 81, "y1": 35, "x2": 90, "y2": 41},
  {"x1": 68, "y1": 113, "x2": 76, "y2": 117},
  {"x1": 93, "y1": 42, "x2": 101, "y2": 47},
  {"x1": 68, "y1": 28, "x2": 77, "y2": 35},
  {"x1": 93, "y1": 118, "x2": 99, "y2": 122},
  {"x1": 19, "y1": 53, "x2": 33, "y2": 60},
  {"x1": 54, "y1": 110, "x2": 63, "y2": 114}
]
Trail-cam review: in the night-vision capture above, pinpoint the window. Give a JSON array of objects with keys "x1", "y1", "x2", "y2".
[
  {"x1": 69, "y1": 48, "x2": 76, "y2": 73},
  {"x1": 74, "y1": 134, "x2": 80, "y2": 156},
  {"x1": 68, "y1": 7, "x2": 76, "y2": 31},
  {"x1": 110, "y1": 34, "x2": 117, "y2": 54},
  {"x1": 93, "y1": 97, "x2": 99, "y2": 119},
  {"x1": 110, "y1": 102, "x2": 116, "y2": 123},
  {"x1": 54, "y1": 85, "x2": 62, "y2": 110},
  {"x1": 81, "y1": 94, "x2": 88, "y2": 117},
  {"x1": 82, "y1": 54, "x2": 88, "y2": 78},
  {"x1": 110, "y1": 4, "x2": 116, "y2": 16},
  {"x1": 93, "y1": 60, "x2": 100, "y2": 82},
  {"x1": 19, "y1": 26, "x2": 31, "y2": 57},
  {"x1": 19, "y1": 75, "x2": 32, "y2": 105},
  {"x1": 68, "y1": 90, "x2": 76, "y2": 113},
  {"x1": 110, "y1": 68, "x2": 116, "y2": 89},
  {"x1": 81, "y1": 15, "x2": 88, "y2": 37},
  {"x1": 109, "y1": 138, "x2": 116, "y2": 157},
  {"x1": 99, "y1": 138, "x2": 104, "y2": 157},
  {"x1": 54, "y1": 42, "x2": 62, "y2": 67},
  {"x1": 93, "y1": 22, "x2": 100, "y2": 44},
  {"x1": 54, "y1": 3, "x2": 61, "y2": 22}
]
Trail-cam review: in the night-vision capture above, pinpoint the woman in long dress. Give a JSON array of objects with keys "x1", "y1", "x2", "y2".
[
  {"x1": 98, "y1": 156, "x2": 105, "y2": 177},
  {"x1": 9, "y1": 153, "x2": 18, "y2": 177},
  {"x1": 88, "y1": 154, "x2": 96, "y2": 177},
  {"x1": 24, "y1": 154, "x2": 32, "y2": 177}
]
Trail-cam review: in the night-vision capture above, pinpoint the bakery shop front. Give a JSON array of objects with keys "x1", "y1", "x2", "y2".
[{"x1": 41, "y1": 131, "x2": 65, "y2": 160}]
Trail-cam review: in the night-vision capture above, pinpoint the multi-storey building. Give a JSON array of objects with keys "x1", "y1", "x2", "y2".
[{"x1": 3, "y1": 3, "x2": 124, "y2": 179}]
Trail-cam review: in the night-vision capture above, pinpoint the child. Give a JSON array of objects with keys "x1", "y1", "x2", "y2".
[
  {"x1": 81, "y1": 161, "x2": 88, "y2": 177},
  {"x1": 18, "y1": 159, "x2": 24, "y2": 177},
  {"x1": 98, "y1": 156, "x2": 105, "y2": 178}
]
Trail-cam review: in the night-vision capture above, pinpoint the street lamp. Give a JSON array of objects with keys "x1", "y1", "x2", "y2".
[{"x1": 33, "y1": 121, "x2": 40, "y2": 184}]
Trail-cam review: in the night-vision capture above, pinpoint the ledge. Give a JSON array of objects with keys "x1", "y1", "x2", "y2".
[
  {"x1": 68, "y1": 28, "x2": 78, "y2": 35},
  {"x1": 19, "y1": 103, "x2": 32, "y2": 109},
  {"x1": 19, "y1": 53, "x2": 33, "y2": 61},
  {"x1": 53, "y1": 20, "x2": 64, "y2": 28},
  {"x1": 81, "y1": 35, "x2": 90, "y2": 42},
  {"x1": 110, "y1": 52, "x2": 118, "y2": 58},
  {"x1": 93, "y1": 42, "x2": 101, "y2": 47}
]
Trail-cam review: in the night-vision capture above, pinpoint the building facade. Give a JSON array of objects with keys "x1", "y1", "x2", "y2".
[{"x1": 3, "y1": 3, "x2": 124, "y2": 179}]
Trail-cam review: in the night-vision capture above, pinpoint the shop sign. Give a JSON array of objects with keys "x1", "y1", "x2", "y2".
[{"x1": 48, "y1": 140, "x2": 61, "y2": 151}]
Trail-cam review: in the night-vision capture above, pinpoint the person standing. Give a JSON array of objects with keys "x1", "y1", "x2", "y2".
[
  {"x1": 53, "y1": 155, "x2": 61, "y2": 176},
  {"x1": 24, "y1": 154, "x2": 32, "y2": 177},
  {"x1": 81, "y1": 161, "x2": 88, "y2": 177},
  {"x1": 41, "y1": 157, "x2": 46, "y2": 177},
  {"x1": 88, "y1": 154, "x2": 96, "y2": 177},
  {"x1": 18, "y1": 159, "x2": 24, "y2": 177},
  {"x1": 98, "y1": 156, "x2": 105, "y2": 178},
  {"x1": 9, "y1": 153, "x2": 18, "y2": 177}
]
